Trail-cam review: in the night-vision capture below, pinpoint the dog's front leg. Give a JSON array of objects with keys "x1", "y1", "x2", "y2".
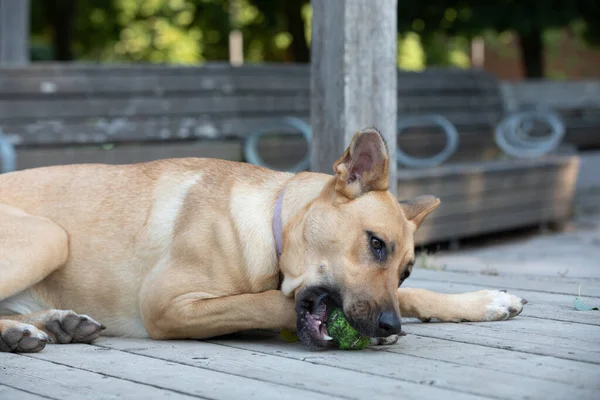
[
  {"x1": 397, "y1": 288, "x2": 527, "y2": 323},
  {"x1": 143, "y1": 290, "x2": 297, "y2": 340}
]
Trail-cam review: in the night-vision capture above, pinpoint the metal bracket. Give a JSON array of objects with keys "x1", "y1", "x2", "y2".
[
  {"x1": 396, "y1": 115, "x2": 459, "y2": 168},
  {"x1": 243, "y1": 117, "x2": 312, "y2": 173},
  {"x1": 0, "y1": 128, "x2": 17, "y2": 173},
  {"x1": 494, "y1": 108, "x2": 565, "y2": 158}
]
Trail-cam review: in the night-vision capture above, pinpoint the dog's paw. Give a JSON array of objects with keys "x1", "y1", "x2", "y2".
[
  {"x1": 44, "y1": 310, "x2": 105, "y2": 344},
  {"x1": 0, "y1": 321, "x2": 51, "y2": 353},
  {"x1": 370, "y1": 331, "x2": 407, "y2": 346},
  {"x1": 482, "y1": 290, "x2": 527, "y2": 321}
]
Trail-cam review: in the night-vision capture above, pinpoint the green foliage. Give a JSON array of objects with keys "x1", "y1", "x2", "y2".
[
  {"x1": 29, "y1": 0, "x2": 310, "y2": 64},
  {"x1": 28, "y1": 0, "x2": 599, "y2": 68},
  {"x1": 397, "y1": 0, "x2": 595, "y2": 38}
]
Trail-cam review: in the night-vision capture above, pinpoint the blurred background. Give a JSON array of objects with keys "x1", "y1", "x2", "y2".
[
  {"x1": 1, "y1": 0, "x2": 600, "y2": 247},
  {"x1": 24, "y1": 0, "x2": 600, "y2": 79}
]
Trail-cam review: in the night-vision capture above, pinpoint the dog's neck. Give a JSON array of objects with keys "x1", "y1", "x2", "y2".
[{"x1": 271, "y1": 172, "x2": 331, "y2": 292}]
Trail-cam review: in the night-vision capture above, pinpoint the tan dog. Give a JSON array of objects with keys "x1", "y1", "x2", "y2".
[{"x1": 0, "y1": 129, "x2": 526, "y2": 352}]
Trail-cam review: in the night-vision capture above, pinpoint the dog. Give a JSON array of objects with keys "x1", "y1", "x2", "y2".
[{"x1": 0, "y1": 128, "x2": 526, "y2": 352}]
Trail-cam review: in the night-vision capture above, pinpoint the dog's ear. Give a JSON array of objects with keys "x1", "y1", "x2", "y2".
[
  {"x1": 399, "y1": 195, "x2": 440, "y2": 230},
  {"x1": 333, "y1": 128, "x2": 389, "y2": 199}
]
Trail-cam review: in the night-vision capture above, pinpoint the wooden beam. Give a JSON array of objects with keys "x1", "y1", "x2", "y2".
[
  {"x1": 0, "y1": 0, "x2": 30, "y2": 65},
  {"x1": 310, "y1": 0, "x2": 398, "y2": 195}
]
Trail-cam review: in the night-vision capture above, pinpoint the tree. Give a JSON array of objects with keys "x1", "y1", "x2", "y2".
[{"x1": 397, "y1": 0, "x2": 600, "y2": 78}]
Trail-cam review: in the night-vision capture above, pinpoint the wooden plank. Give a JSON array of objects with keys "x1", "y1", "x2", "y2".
[
  {"x1": 1, "y1": 114, "x2": 310, "y2": 145},
  {"x1": 382, "y1": 334, "x2": 600, "y2": 389},
  {"x1": 0, "y1": 73, "x2": 500, "y2": 97},
  {"x1": 0, "y1": 385, "x2": 51, "y2": 400},
  {"x1": 0, "y1": 74, "x2": 311, "y2": 96},
  {"x1": 0, "y1": 64, "x2": 494, "y2": 91},
  {"x1": 398, "y1": 161, "x2": 568, "y2": 200},
  {"x1": 416, "y1": 202, "x2": 572, "y2": 244},
  {"x1": 410, "y1": 269, "x2": 600, "y2": 297},
  {"x1": 403, "y1": 321, "x2": 600, "y2": 364},
  {"x1": 310, "y1": 0, "x2": 398, "y2": 194},
  {"x1": 0, "y1": 95, "x2": 503, "y2": 121},
  {"x1": 14, "y1": 141, "x2": 242, "y2": 170},
  {"x1": 207, "y1": 335, "x2": 597, "y2": 400},
  {"x1": 461, "y1": 316, "x2": 600, "y2": 343},
  {"x1": 424, "y1": 176, "x2": 573, "y2": 220},
  {"x1": 26, "y1": 344, "x2": 345, "y2": 400},
  {"x1": 0, "y1": 96, "x2": 310, "y2": 120},
  {"x1": 0, "y1": 352, "x2": 200, "y2": 400},
  {"x1": 96, "y1": 337, "x2": 487, "y2": 400},
  {"x1": 397, "y1": 155, "x2": 578, "y2": 180},
  {"x1": 0, "y1": 0, "x2": 29, "y2": 66},
  {"x1": 1, "y1": 112, "x2": 500, "y2": 147}
]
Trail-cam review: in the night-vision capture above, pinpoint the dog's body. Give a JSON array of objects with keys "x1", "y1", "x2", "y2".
[{"x1": 0, "y1": 129, "x2": 526, "y2": 352}]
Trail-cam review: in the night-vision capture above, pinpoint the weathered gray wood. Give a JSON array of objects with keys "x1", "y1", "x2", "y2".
[
  {"x1": 96, "y1": 337, "x2": 485, "y2": 400},
  {"x1": 310, "y1": 0, "x2": 398, "y2": 194},
  {"x1": 208, "y1": 336, "x2": 597, "y2": 400},
  {"x1": 0, "y1": 352, "x2": 200, "y2": 400},
  {"x1": 462, "y1": 316, "x2": 600, "y2": 343},
  {"x1": 27, "y1": 344, "x2": 345, "y2": 400},
  {"x1": 382, "y1": 334, "x2": 600, "y2": 389},
  {"x1": 0, "y1": 385, "x2": 50, "y2": 400},
  {"x1": 501, "y1": 81, "x2": 600, "y2": 149},
  {"x1": 15, "y1": 141, "x2": 242, "y2": 170},
  {"x1": 0, "y1": 65, "x2": 495, "y2": 94},
  {"x1": 405, "y1": 322, "x2": 600, "y2": 364},
  {"x1": 0, "y1": 96, "x2": 310, "y2": 120},
  {"x1": 398, "y1": 160, "x2": 569, "y2": 200},
  {"x1": 416, "y1": 200, "x2": 572, "y2": 244},
  {"x1": 411, "y1": 268, "x2": 600, "y2": 297},
  {"x1": 1, "y1": 114, "x2": 498, "y2": 148},
  {"x1": 0, "y1": 0, "x2": 29, "y2": 66}
]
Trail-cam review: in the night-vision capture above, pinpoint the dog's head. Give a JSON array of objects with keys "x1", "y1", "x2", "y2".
[{"x1": 280, "y1": 128, "x2": 440, "y2": 350}]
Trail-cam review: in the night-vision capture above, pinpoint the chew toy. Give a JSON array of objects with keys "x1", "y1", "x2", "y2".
[{"x1": 327, "y1": 308, "x2": 370, "y2": 350}]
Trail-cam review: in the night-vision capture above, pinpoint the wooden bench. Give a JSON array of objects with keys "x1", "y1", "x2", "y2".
[
  {"x1": 0, "y1": 63, "x2": 579, "y2": 245},
  {"x1": 0, "y1": 64, "x2": 508, "y2": 169},
  {"x1": 502, "y1": 81, "x2": 600, "y2": 150}
]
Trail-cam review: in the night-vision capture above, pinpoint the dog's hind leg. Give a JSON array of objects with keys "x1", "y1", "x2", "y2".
[
  {"x1": 0, "y1": 203, "x2": 71, "y2": 353},
  {"x1": 0, "y1": 319, "x2": 51, "y2": 353},
  {"x1": 0, "y1": 203, "x2": 69, "y2": 301},
  {"x1": 1, "y1": 310, "x2": 105, "y2": 349}
]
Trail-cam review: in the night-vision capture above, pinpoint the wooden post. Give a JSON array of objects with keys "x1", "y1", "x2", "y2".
[
  {"x1": 0, "y1": 0, "x2": 30, "y2": 65},
  {"x1": 228, "y1": 0, "x2": 244, "y2": 66},
  {"x1": 310, "y1": 0, "x2": 398, "y2": 196}
]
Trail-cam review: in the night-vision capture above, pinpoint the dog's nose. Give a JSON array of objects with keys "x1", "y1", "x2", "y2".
[{"x1": 376, "y1": 310, "x2": 402, "y2": 336}]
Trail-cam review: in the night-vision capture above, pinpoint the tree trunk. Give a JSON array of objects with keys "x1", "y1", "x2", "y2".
[
  {"x1": 46, "y1": 0, "x2": 76, "y2": 61},
  {"x1": 517, "y1": 28, "x2": 544, "y2": 79},
  {"x1": 284, "y1": 0, "x2": 310, "y2": 63}
]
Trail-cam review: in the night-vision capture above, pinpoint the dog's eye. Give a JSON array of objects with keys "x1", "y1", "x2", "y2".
[
  {"x1": 370, "y1": 237, "x2": 383, "y2": 250},
  {"x1": 368, "y1": 233, "x2": 387, "y2": 262}
]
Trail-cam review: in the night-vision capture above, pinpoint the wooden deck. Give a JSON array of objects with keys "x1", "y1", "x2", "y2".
[{"x1": 2, "y1": 216, "x2": 600, "y2": 400}]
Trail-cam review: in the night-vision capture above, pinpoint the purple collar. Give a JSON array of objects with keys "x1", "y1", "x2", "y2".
[{"x1": 273, "y1": 189, "x2": 285, "y2": 259}]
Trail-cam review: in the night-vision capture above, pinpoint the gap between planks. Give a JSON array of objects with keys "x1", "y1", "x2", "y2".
[
  {"x1": 94, "y1": 336, "x2": 597, "y2": 400},
  {"x1": 0, "y1": 383, "x2": 55, "y2": 400},
  {"x1": 27, "y1": 342, "x2": 486, "y2": 400},
  {"x1": 0, "y1": 352, "x2": 204, "y2": 400}
]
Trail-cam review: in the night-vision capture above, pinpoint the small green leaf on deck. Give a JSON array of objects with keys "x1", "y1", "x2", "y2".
[
  {"x1": 574, "y1": 297, "x2": 599, "y2": 311},
  {"x1": 574, "y1": 284, "x2": 599, "y2": 311},
  {"x1": 280, "y1": 329, "x2": 299, "y2": 342}
]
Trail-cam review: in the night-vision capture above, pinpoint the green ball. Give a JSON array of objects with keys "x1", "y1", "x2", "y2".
[{"x1": 327, "y1": 308, "x2": 370, "y2": 350}]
